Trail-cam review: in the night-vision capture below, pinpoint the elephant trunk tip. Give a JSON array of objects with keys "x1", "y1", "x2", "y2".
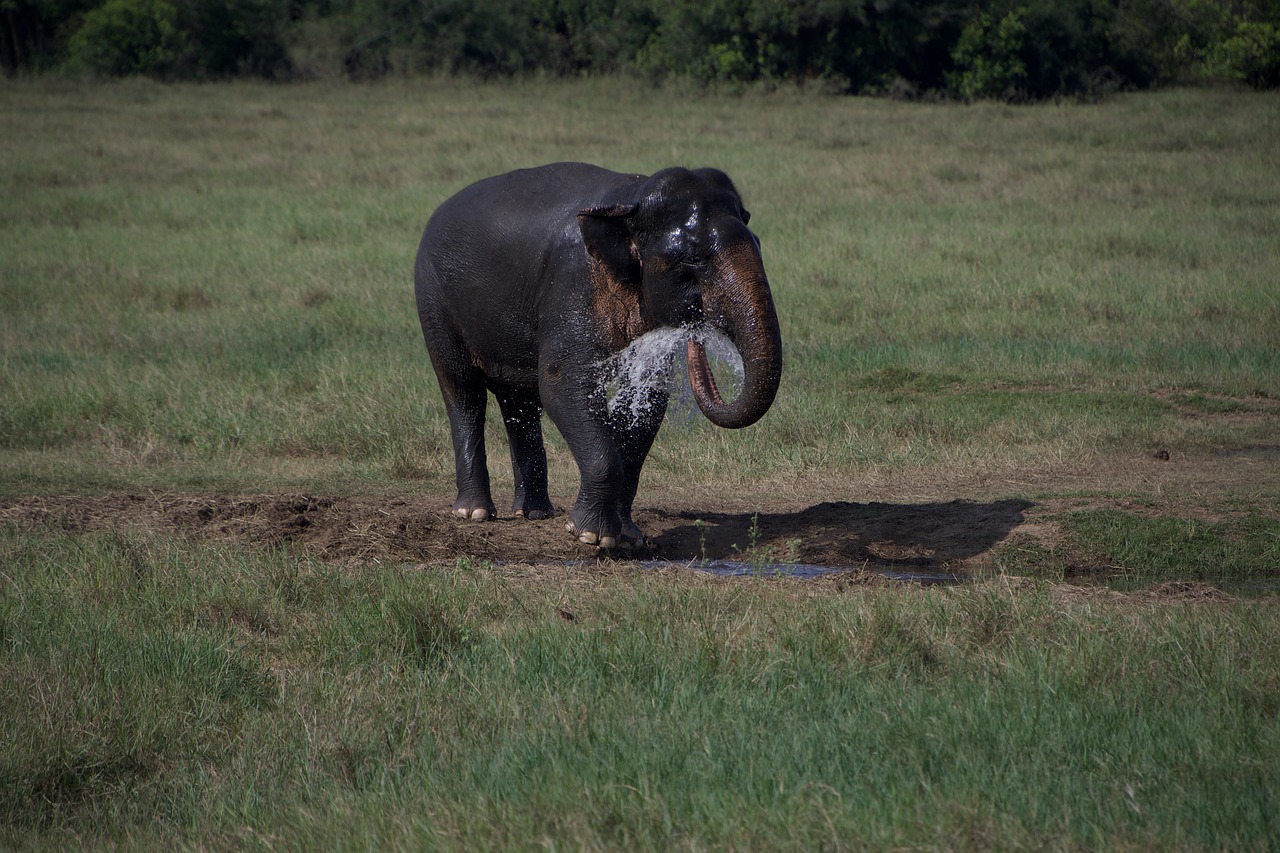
[{"x1": 686, "y1": 338, "x2": 780, "y2": 430}]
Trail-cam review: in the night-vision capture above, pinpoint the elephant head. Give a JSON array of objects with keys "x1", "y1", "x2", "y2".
[{"x1": 578, "y1": 167, "x2": 783, "y2": 429}]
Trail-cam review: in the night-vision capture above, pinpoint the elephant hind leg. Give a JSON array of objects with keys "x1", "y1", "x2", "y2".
[
  {"x1": 444, "y1": 377, "x2": 497, "y2": 522},
  {"x1": 425, "y1": 329, "x2": 497, "y2": 522},
  {"x1": 494, "y1": 385, "x2": 554, "y2": 520}
]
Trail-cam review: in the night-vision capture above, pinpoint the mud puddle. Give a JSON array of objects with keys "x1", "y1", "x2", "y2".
[
  {"x1": 641, "y1": 559, "x2": 959, "y2": 583},
  {"x1": 522, "y1": 558, "x2": 960, "y2": 583}
]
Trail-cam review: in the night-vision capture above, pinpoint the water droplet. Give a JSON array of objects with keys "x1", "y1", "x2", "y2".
[{"x1": 600, "y1": 324, "x2": 744, "y2": 429}]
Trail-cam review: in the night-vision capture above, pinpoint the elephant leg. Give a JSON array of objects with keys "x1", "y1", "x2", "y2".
[
  {"x1": 541, "y1": 378, "x2": 626, "y2": 548},
  {"x1": 493, "y1": 384, "x2": 553, "y2": 520},
  {"x1": 562, "y1": 448, "x2": 626, "y2": 548},
  {"x1": 447, "y1": 383, "x2": 497, "y2": 521},
  {"x1": 428, "y1": 349, "x2": 497, "y2": 522},
  {"x1": 614, "y1": 391, "x2": 668, "y2": 545}
]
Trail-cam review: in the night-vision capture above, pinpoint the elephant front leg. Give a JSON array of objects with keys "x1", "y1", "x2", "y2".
[
  {"x1": 562, "y1": 448, "x2": 631, "y2": 549},
  {"x1": 541, "y1": 370, "x2": 632, "y2": 549},
  {"x1": 615, "y1": 391, "x2": 668, "y2": 546}
]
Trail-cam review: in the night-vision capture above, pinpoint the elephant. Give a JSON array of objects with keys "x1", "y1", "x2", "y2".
[{"x1": 413, "y1": 162, "x2": 782, "y2": 549}]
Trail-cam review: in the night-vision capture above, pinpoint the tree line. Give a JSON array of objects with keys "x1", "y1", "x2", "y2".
[{"x1": 3, "y1": 0, "x2": 1278, "y2": 98}]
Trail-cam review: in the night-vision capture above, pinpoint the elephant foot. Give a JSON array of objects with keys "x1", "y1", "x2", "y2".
[
  {"x1": 566, "y1": 521, "x2": 616, "y2": 549},
  {"x1": 512, "y1": 495, "x2": 554, "y2": 521},
  {"x1": 565, "y1": 519, "x2": 619, "y2": 549},
  {"x1": 452, "y1": 496, "x2": 496, "y2": 522},
  {"x1": 621, "y1": 518, "x2": 645, "y2": 544},
  {"x1": 564, "y1": 511, "x2": 645, "y2": 551}
]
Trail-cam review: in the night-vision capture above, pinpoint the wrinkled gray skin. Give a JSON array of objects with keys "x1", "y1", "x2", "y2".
[{"x1": 414, "y1": 162, "x2": 782, "y2": 548}]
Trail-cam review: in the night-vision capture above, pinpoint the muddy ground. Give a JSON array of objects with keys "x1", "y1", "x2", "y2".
[
  {"x1": 0, "y1": 491, "x2": 1032, "y2": 571},
  {"x1": 3, "y1": 447, "x2": 1275, "y2": 578}
]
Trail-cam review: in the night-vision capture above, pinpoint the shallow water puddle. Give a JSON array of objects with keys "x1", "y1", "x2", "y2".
[
  {"x1": 647, "y1": 559, "x2": 960, "y2": 584},
  {"x1": 516, "y1": 558, "x2": 960, "y2": 584}
]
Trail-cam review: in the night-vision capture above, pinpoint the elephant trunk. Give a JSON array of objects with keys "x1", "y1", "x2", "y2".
[{"x1": 687, "y1": 242, "x2": 782, "y2": 429}]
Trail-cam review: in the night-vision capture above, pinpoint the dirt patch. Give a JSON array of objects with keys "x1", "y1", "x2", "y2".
[
  {"x1": 0, "y1": 492, "x2": 1035, "y2": 572},
  {"x1": 0, "y1": 494, "x2": 517, "y2": 565},
  {"x1": 2, "y1": 447, "x2": 1274, "y2": 577}
]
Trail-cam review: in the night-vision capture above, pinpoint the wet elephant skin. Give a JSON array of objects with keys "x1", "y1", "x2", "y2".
[{"x1": 414, "y1": 162, "x2": 782, "y2": 549}]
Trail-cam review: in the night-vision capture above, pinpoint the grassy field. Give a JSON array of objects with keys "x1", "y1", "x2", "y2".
[
  {"x1": 4, "y1": 531, "x2": 1279, "y2": 849},
  {"x1": 2, "y1": 79, "x2": 1279, "y2": 848},
  {"x1": 2, "y1": 79, "x2": 1277, "y2": 494}
]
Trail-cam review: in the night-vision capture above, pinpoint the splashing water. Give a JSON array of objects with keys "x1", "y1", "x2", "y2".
[{"x1": 601, "y1": 324, "x2": 745, "y2": 429}]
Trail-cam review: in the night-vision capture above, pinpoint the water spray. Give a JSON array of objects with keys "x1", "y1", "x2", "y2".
[{"x1": 601, "y1": 324, "x2": 745, "y2": 429}]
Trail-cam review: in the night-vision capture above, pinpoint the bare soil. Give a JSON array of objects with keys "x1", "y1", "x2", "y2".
[
  {"x1": 0, "y1": 492, "x2": 1030, "y2": 570},
  {"x1": 3, "y1": 446, "x2": 1274, "y2": 580}
]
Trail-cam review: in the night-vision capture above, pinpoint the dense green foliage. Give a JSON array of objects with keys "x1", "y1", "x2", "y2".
[
  {"x1": 63, "y1": 0, "x2": 177, "y2": 76},
  {"x1": 4, "y1": 0, "x2": 292, "y2": 78},
  {"x1": 4, "y1": 0, "x2": 1279, "y2": 94}
]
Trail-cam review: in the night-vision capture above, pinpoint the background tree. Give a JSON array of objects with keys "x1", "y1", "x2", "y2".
[{"x1": 4, "y1": 0, "x2": 1277, "y2": 93}]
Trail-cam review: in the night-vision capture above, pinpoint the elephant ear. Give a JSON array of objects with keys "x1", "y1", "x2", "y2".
[{"x1": 578, "y1": 203, "x2": 642, "y2": 286}]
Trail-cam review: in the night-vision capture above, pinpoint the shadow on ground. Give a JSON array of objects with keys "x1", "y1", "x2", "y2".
[
  {"x1": 644, "y1": 499, "x2": 1034, "y2": 570},
  {"x1": 1, "y1": 494, "x2": 1034, "y2": 573}
]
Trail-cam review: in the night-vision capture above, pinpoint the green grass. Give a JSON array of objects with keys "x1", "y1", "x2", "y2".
[
  {"x1": 1063, "y1": 510, "x2": 1280, "y2": 587},
  {"x1": 995, "y1": 509, "x2": 1280, "y2": 589},
  {"x1": 3, "y1": 527, "x2": 1278, "y2": 849},
  {"x1": 2, "y1": 79, "x2": 1279, "y2": 848},
  {"x1": 2, "y1": 80, "x2": 1278, "y2": 493}
]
